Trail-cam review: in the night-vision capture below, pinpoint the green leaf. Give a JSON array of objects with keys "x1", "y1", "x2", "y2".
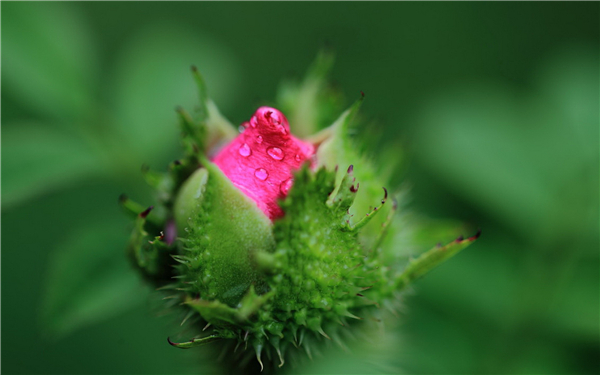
[
  {"x1": 110, "y1": 23, "x2": 241, "y2": 164},
  {"x1": 2, "y1": 2, "x2": 97, "y2": 120},
  {"x1": 2, "y1": 122, "x2": 106, "y2": 207},
  {"x1": 41, "y1": 221, "x2": 149, "y2": 336}
]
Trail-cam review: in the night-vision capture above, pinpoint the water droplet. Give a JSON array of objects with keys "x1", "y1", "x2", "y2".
[
  {"x1": 280, "y1": 178, "x2": 293, "y2": 195},
  {"x1": 254, "y1": 168, "x2": 268, "y2": 181},
  {"x1": 267, "y1": 147, "x2": 284, "y2": 161},
  {"x1": 238, "y1": 125, "x2": 245, "y2": 133},
  {"x1": 256, "y1": 135, "x2": 263, "y2": 144},
  {"x1": 295, "y1": 154, "x2": 301, "y2": 162},
  {"x1": 250, "y1": 116, "x2": 258, "y2": 128},
  {"x1": 238, "y1": 143, "x2": 252, "y2": 157}
]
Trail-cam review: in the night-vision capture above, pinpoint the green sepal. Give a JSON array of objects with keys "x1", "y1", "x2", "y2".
[
  {"x1": 184, "y1": 286, "x2": 275, "y2": 326},
  {"x1": 118, "y1": 194, "x2": 162, "y2": 226},
  {"x1": 315, "y1": 97, "x2": 393, "y2": 243},
  {"x1": 190, "y1": 66, "x2": 237, "y2": 152},
  {"x1": 167, "y1": 334, "x2": 222, "y2": 349},
  {"x1": 276, "y1": 50, "x2": 343, "y2": 137},
  {"x1": 175, "y1": 159, "x2": 275, "y2": 306},
  {"x1": 173, "y1": 167, "x2": 208, "y2": 232},
  {"x1": 127, "y1": 208, "x2": 173, "y2": 279},
  {"x1": 395, "y1": 230, "x2": 482, "y2": 291}
]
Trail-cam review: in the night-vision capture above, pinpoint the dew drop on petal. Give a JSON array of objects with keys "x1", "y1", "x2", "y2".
[
  {"x1": 250, "y1": 116, "x2": 258, "y2": 128},
  {"x1": 238, "y1": 143, "x2": 252, "y2": 157},
  {"x1": 267, "y1": 147, "x2": 284, "y2": 161},
  {"x1": 256, "y1": 135, "x2": 263, "y2": 144},
  {"x1": 254, "y1": 168, "x2": 268, "y2": 181},
  {"x1": 280, "y1": 178, "x2": 293, "y2": 195},
  {"x1": 295, "y1": 154, "x2": 301, "y2": 162}
]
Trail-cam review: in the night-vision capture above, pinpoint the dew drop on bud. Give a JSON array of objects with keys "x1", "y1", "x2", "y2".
[
  {"x1": 280, "y1": 178, "x2": 293, "y2": 195},
  {"x1": 256, "y1": 135, "x2": 263, "y2": 144},
  {"x1": 254, "y1": 168, "x2": 269, "y2": 181},
  {"x1": 250, "y1": 116, "x2": 258, "y2": 128},
  {"x1": 238, "y1": 143, "x2": 252, "y2": 157},
  {"x1": 267, "y1": 147, "x2": 284, "y2": 161}
]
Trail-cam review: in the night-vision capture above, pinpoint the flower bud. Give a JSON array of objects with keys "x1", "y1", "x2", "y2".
[
  {"x1": 124, "y1": 57, "x2": 479, "y2": 372},
  {"x1": 213, "y1": 106, "x2": 314, "y2": 220}
]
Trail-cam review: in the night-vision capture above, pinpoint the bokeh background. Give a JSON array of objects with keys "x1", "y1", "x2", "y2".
[{"x1": 2, "y1": 2, "x2": 598, "y2": 374}]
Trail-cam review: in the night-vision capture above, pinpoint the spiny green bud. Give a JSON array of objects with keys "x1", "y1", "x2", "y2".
[{"x1": 123, "y1": 54, "x2": 479, "y2": 373}]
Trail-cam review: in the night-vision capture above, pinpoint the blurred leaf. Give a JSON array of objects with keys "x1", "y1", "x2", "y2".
[
  {"x1": 276, "y1": 50, "x2": 344, "y2": 137},
  {"x1": 2, "y1": 2, "x2": 97, "y2": 120},
  {"x1": 109, "y1": 23, "x2": 241, "y2": 164},
  {"x1": 2, "y1": 123, "x2": 106, "y2": 207},
  {"x1": 413, "y1": 49, "x2": 598, "y2": 240},
  {"x1": 42, "y1": 221, "x2": 149, "y2": 336}
]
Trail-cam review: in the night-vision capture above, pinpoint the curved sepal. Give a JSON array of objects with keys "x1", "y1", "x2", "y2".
[
  {"x1": 395, "y1": 230, "x2": 482, "y2": 290},
  {"x1": 276, "y1": 50, "x2": 342, "y2": 137},
  {"x1": 175, "y1": 159, "x2": 275, "y2": 306},
  {"x1": 184, "y1": 286, "x2": 275, "y2": 326},
  {"x1": 168, "y1": 334, "x2": 222, "y2": 349},
  {"x1": 127, "y1": 207, "x2": 173, "y2": 278}
]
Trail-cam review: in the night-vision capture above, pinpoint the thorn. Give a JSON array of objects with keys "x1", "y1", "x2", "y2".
[
  {"x1": 456, "y1": 235, "x2": 464, "y2": 242},
  {"x1": 180, "y1": 310, "x2": 195, "y2": 326},
  {"x1": 316, "y1": 326, "x2": 331, "y2": 340},
  {"x1": 191, "y1": 65, "x2": 198, "y2": 72},
  {"x1": 356, "y1": 293, "x2": 364, "y2": 297},
  {"x1": 118, "y1": 193, "x2": 127, "y2": 203},
  {"x1": 347, "y1": 164, "x2": 354, "y2": 174},
  {"x1": 436, "y1": 242, "x2": 443, "y2": 248},
  {"x1": 305, "y1": 343, "x2": 313, "y2": 360},
  {"x1": 276, "y1": 346, "x2": 285, "y2": 368},
  {"x1": 344, "y1": 311, "x2": 362, "y2": 320},
  {"x1": 167, "y1": 337, "x2": 176, "y2": 346},
  {"x1": 350, "y1": 183, "x2": 359, "y2": 193},
  {"x1": 256, "y1": 348, "x2": 264, "y2": 372},
  {"x1": 175, "y1": 105, "x2": 184, "y2": 113},
  {"x1": 382, "y1": 187, "x2": 388, "y2": 201},
  {"x1": 360, "y1": 90, "x2": 365, "y2": 98},
  {"x1": 140, "y1": 206, "x2": 153, "y2": 218},
  {"x1": 469, "y1": 228, "x2": 482, "y2": 240}
]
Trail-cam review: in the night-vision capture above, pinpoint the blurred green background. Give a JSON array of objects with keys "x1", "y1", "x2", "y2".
[{"x1": 2, "y1": 2, "x2": 598, "y2": 374}]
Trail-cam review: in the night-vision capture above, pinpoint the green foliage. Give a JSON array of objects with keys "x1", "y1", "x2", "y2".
[{"x1": 42, "y1": 222, "x2": 148, "y2": 336}]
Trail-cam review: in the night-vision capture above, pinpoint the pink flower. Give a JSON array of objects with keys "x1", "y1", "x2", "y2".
[{"x1": 213, "y1": 107, "x2": 314, "y2": 220}]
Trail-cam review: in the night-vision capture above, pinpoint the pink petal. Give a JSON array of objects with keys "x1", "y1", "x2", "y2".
[{"x1": 213, "y1": 107, "x2": 314, "y2": 220}]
